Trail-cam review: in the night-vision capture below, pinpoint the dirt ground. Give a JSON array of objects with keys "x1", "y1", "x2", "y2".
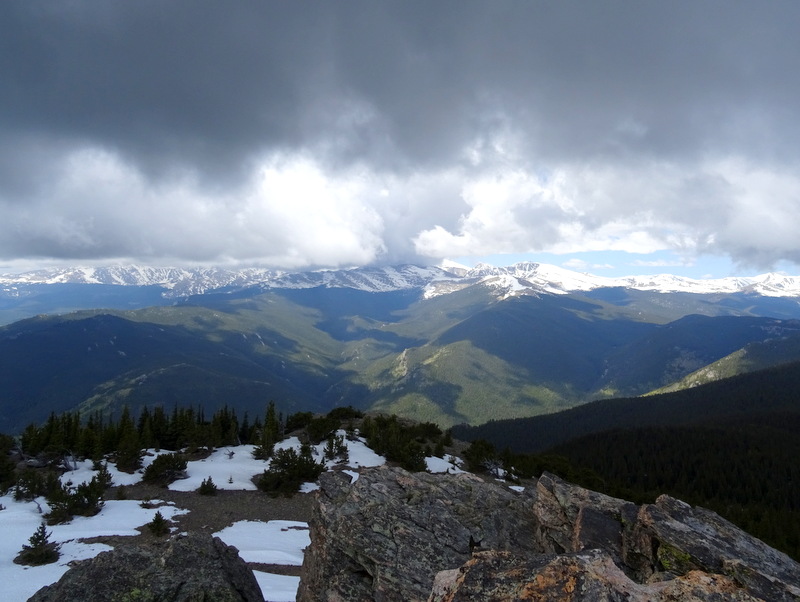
[
  {"x1": 115, "y1": 482, "x2": 316, "y2": 532},
  {"x1": 82, "y1": 481, "x2": 317, "y2": 578}
]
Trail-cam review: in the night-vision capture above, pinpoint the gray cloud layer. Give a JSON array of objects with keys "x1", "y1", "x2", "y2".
[{"x1": 2, "y1": 1, "x2": 799, "y2": 270}]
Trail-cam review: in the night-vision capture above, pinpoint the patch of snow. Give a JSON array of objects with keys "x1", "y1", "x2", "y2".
[
  {"x1": 0, "y1": 495, "x2": 187, "y2": 601},
  {"x1": 168, "y1": 445, "x2": 266, "y2": 492},
  {"x1": 335, "y1": 433, "x2": 386, "y2": 469},
  {"x1": 252, "y1": 571, "x2": 301, "y2": 602},
  {"x1": 425, "y1": 455, "x2": 465, "y2": 474},
  {"x1": 213, "y1": 520, "x2": 310, "y2": 566},
  {"x1": 343, "y1": 469, "x2": 360, "y2": 482}
]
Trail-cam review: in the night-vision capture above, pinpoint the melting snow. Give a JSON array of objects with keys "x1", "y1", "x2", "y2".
[
  {"x1": 1, "y1": 431, "x2": 464, "y2": 601},
  {"x1": 168, "y1": 445, "x2": 265, "y2": 492},
  {"x1": 0, "y1": 496, "x2": 186, "y2": 601},
  {"x1": 214, "y1": 520, "x2": 310, "y2": 566},
  {"x1": 425, "y1": 454, "x2": 465, "y2": 474}
]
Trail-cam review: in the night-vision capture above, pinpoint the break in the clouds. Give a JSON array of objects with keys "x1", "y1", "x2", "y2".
[{"x1": 2, "y1": 1, "x2": 800, "y2": 272}]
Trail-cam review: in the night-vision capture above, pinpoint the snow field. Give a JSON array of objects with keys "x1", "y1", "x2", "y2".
[{"x1": 0, "y1": 496, "x2": 185, "y2": 601}]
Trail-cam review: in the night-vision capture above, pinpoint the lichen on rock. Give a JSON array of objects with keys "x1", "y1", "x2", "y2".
[{"x1": 298, "y1": 467, "x2": 800, "y2": 601}]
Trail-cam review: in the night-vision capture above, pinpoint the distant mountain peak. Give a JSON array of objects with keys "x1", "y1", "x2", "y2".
[{"x1": 3, "y1": 262, "x2": 800, "y2": 299}]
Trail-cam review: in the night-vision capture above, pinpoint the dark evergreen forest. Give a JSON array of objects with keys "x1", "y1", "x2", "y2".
[
  {"x1": 549, "y1": 414, "x2": 800, "y2": 560},
  {"x1": 453, "y1": 362, "x2": 800, "y2": 561}
]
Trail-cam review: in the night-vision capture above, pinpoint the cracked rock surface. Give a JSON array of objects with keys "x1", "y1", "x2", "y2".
[
  {"x1": 29, "y1": 532, "x2": 263, "y2": 602},
  {"x1": 298, "y1": 467, "x2": 800, "y2": 602}
]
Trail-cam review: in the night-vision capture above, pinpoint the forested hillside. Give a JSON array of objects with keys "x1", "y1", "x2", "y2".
[
  {"x1": 549, "y1": 414, "x2": 800, "y2": 559},
  {"x1": 4, "y1": 282, "x2": 800, "y2": 432},
  {"x1": 452, "y1": 360, "x2": 800, "y2": 452},
  {"x1": 453, "y1": 362, "x2": 800, "y2": 559}
]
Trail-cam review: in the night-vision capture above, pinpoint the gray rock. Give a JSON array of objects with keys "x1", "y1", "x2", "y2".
[
  {"x1": 532, "y1": 471, "x2": 638, "y2": 567},
  {"x1": 428, "y1": 549, "x2": 766, "y2": 602},
  {"x1": 28, "y1": 533, "x2": 263, "y2": 602},
  {"x1": 297, "y1": 466, "x2": 538, "y2": 602},
  {"x1": 627, "y1": 494, "x2": 800, "y2": 601},
  {"x1": 299, "y1": 467, "x2": 800, "y2": 601}
]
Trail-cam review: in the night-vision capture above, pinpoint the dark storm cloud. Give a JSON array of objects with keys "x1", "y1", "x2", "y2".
[{"x1": 1, "y1": 1, "x2": 799, "y2": 269}]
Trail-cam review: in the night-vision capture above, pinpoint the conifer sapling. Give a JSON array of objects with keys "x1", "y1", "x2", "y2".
[
  {"x1": 147, "y1": 510, "x2": 170, "y2": 536},
  {"x1": 15, "y1": 522, "x2": 61, "y2": 566}
]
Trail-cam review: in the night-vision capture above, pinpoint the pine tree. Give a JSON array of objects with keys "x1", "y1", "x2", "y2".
[
  {"x1": 323, "y1": 433, "x2": 349, "y2": 463},
  {"x1": 15, "y1": 523, "x2": 60, "y2": 565},
  {"x1": 115, "y1": 406, "x2": 143, "y2": 472},
  {"x1": 147, "y1": 511, "x2": 170, "y2": 536},
  {"x1": 434, "y1": 437, "x2": 445, "y2": 458},
  {"x1": 198, "y1": 476, "x2": 218, "y2": 496},
  {"x1": 253, "y1": 401, "x2": 280, "y2": 459},
  {"x1": 239, "y1": 412, "x2": 252, "y2": 444}
]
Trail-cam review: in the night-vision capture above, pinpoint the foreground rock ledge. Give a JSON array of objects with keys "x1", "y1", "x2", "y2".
[
  {"x1": 297, "y1": 466, "x2": 800, "y2": 602},
  {"x1": 29, "y1": 533, "x2": 263, "y2": 602}
]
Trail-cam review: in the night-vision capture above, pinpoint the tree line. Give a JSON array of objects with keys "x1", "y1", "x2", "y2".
[
  {"x1": 17, "y1": 404, "x2": 285, "y2": 467},
  {"x1": 460, "y1": 411, "x2": 800, "y2": 562}
]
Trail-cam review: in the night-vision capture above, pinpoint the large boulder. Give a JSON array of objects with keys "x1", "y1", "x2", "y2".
[
  {"x1": 625, "y1": 494, "x2": 800, "y2": 601},
  {"x1": 29, "y1": 533, "x2": 263, "y2": 602},
  {"x1": 428, "y1": 549, "x2": 765, "y2": 602},
  {"x1": 531, "y1": 471, "x2": 638, "y2": 567},
  {"x1": 297, "y1": 466, "x2": 538, "y2": 601},
  {"x1": 299, "y1": 468, "x2": 800, "y2": 601}
]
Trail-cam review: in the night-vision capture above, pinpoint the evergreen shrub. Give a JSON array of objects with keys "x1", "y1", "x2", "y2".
[
  {"x1": 142, "y1": 453, "x2": 187, "y2": 487},
  {"x1": 15, "y1": 523, "x2": 60, "y2": 566}
]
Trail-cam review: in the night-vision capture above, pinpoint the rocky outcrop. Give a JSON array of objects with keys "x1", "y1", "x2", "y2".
[
  {"x1": 298, "y1": 467, "x2": 800, "y2": 601},
  {"x1": 29, "y1": 533, "x2": 263, "y2": 602},
  {"x1": 297, "y1": 466, "x2": 538, "y2": 601},
  {"x1": 429, "y1": 549, "x2": 767, "y2": 601}
]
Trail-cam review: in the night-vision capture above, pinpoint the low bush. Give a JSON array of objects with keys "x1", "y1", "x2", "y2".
[
  {"x1": 198, "y1": 476, "x2": 218, "y2": 496},
  {"x1": 142, "y1": 453, "x2": 187, "y2": 487},
  {"x1": 147, "y1": 510, "x2": 170, "y2": 536},
  {"x1": 257, "y1": 445, "x2": 324, "y2": 497},
  {"x1": 326, "y1": 406, "x2": 364, "y2": 421},
  {"x1": 306, "y1": 416, "x2": 340, "y2": 444},
  {"x1": 15, "y1": 523, "x2": 60, "y2": 566},
  {"x1": 284, "y1": 411, "x2": 313, "y2": 433},
  {"x1": 44, "y1": 473, "x2": 107, "y2": 525}
]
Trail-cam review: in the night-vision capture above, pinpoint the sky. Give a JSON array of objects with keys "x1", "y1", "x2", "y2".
[{"x1": 2, "y1": 1, "x2": 800, "y2": 279}]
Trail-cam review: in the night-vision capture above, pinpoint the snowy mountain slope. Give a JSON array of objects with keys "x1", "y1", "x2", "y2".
[
  {"x1": 0, "y1": 264, "x2": 457, "y2": 297},
  {"x1": 0, "y1": 266, "x2": 280, "y2": 297},
  {"x1": 454, "y1": 261, "x2": 800, "y2": 298},
  {"x1": 3, "y1": 261, "x2": 800, "y2": 299},
  {"x1": 260, "y1": 264, "x2": 454, "y2": 293}
]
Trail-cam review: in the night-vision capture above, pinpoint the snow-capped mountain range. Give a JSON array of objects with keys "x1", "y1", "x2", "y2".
[{"x1": 2, "y1": 261, "x2": 800, "y2": 299}]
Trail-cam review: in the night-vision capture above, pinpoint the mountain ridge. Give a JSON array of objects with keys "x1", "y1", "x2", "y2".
[
  {"x1": 3, "y1": 284, "x2": 800, "y2": 433},
  {"x1": 4, "y1": 262, "x2": 800, "y2": 433},
  {"x1": 451, "y1": 358, "x2": 800, "y2": 454},
  {"x1": 4, "y1": 261, "x2": 800, "y2": 298}
]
